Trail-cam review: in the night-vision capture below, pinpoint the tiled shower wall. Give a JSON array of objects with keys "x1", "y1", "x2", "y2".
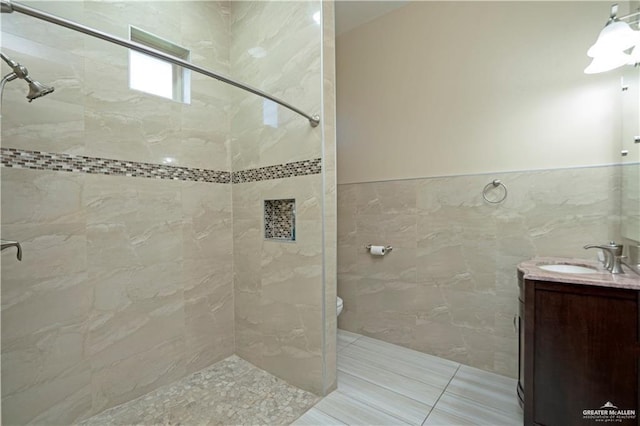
[
  {"x1": 1, "y1": 2, "x2": 232, "y2": 424},
  {"x1": 337, "y1": 165, "x2": 621, "y2": 378},
  {"x1": 229, "y1": 1, "x2": 329, "y2": 395},
  {"x1": 2, "y1": 1, "x2": 331, "y2": 423}
]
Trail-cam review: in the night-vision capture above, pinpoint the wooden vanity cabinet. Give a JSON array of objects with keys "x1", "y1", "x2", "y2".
[{"x1": 520, "y1": 276, "x2": 640, "y2": 426}]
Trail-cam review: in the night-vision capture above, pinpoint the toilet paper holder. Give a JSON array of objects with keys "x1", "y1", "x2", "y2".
[{"x1": 365, "y1": 245, "x2": 393, "y2": 252}]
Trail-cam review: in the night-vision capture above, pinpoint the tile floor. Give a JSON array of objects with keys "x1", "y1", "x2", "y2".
[
  {"x1": 78, "y1": 330, "x2": 522, "y2": 425},
  {"x1": 294, "y1": 330, "x2": 523, "y2": 426},
  {"x1": 77, "y1": 355, "x2": 319, "y2": 425}
]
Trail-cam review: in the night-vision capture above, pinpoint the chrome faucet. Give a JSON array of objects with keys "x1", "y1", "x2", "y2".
[
  {"x1": 584, "y1": 241, "x2": 624, "y2": 274},
  {"x1": 0, "y1": 239, "x2": 22, "y2": 261}
]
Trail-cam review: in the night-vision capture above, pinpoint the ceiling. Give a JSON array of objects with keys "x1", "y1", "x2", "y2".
[{"x1": 335, "y1": 1, "x2": 409, "y2": 36}]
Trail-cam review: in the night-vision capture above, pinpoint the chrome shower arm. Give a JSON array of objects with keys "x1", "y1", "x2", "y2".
[
  {"x1": 0, "y1": 52, "x2": 28, "y2": 79},
  {"x1": 1, "y1": 0, "x2": 12, "y2": 14},
  {"x1": 1, "y1": 52, "x2": 16, "y2": 67}
]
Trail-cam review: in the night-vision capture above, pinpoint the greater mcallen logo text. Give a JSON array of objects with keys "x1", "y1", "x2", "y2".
[{"x1": 583, "y1": 402, "x2": 636, "y2": 422}]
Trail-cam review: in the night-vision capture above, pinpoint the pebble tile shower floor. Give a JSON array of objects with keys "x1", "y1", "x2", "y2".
[{"x1": 77, "y1": 355, "x2": 320, "y2": 426}]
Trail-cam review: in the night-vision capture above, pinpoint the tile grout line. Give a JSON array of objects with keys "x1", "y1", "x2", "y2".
[
  {"x1": 338, "y1": 349, "x2": 456, "y2": 389},
  {"x1": 335, "y1": 365, "x2": 441, "y2": 409},
  {"x1": 345, "y1": 335, "x2": 460, "y2": 369},
  {"x1": 315, "y1": 390, "x2": 412, "y2": 426},
  {"x1": 337, "y1": 335, "x2": 362, "y2": 352},
  {"x1": 442, "y1": 387, "x2": 524, "y2": 421},
  {"x1": 295, "y1": 407, "x2": 347, "y2": 426},
  {"x1": 420, "y1": 364, "x2": 461, "y2": 426},
  {"x1": 335, "y1": 369, "x2": 434, "y2": 423}
]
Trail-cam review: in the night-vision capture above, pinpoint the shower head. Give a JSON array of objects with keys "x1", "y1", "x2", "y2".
[
  {"x1": 25, "y1": 76, "x2": 54, "y2": 102},
  {"x1": 0, "y1": 52, "x2": 54, "y2": 102}
]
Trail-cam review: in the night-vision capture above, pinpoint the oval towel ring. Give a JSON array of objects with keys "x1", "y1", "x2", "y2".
[{"x1": 482, "y1": 179, "x2": 507, "y2": 204}]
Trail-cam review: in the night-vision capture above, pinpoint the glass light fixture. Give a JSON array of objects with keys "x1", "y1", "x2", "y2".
[
  {"x1": 629, "y1": 45, "x2": 640, "y2": 64},
  {"x1": 587, "y1": 20, "x2": 639, "y2": 58},
  {"x1": 585, "y1": 3, "x2": 640, "y2": 74},
  {"x1": 585, "y1": 51, "x2": 633, "y2": 74}
]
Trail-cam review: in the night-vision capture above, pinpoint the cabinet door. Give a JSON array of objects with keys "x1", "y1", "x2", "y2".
[{"x1": 532, "y1": 284, "x2": 638, "y2": 426}]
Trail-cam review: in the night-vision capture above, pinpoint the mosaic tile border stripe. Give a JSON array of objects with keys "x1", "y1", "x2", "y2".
[
  {"x1": 0, "y1": 147, "x2": 322, "y2": 184},
  {"x1": 232, "y1": 158, "x2": 322, "y2": 183},
  {"x1": 0, "y1": 147, "x2": 231, "y2": 183}
]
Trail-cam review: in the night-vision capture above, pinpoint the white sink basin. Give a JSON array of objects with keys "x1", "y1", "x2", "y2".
[{"x1": 538, "y1": 264, "x2": 598, "y2": 274}]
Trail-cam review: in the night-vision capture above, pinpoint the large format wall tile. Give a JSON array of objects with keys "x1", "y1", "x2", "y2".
[
  {"x1": 89, "y1": 336, "x2": 186, "y2": 415},
  {"x1": 228, "y1": 0, "x2": 326, "y2": 397},
  {"x1": 84, "y1": 175, "x2": 186, "y2": 414},
  {"x1": 338, "y1": 165, "x2": 622, "y2": 378},
  {"x1": 0, "y1": 42, "x2": 85, "y2": 155},
  {"x1": 1, "y1": 168, "x2": 86, "y2": 226},
  {"x1": 1, "y1": 2, "x2": 235, "y2": 422},
  {"x1": 181, "y1": 181, "x2": 234, "y2": 374},
  {"x1": 229, "y1": 1, "x2": 323, "y2": 171},
  {"x1": 2, "y1": 2, "x2": 329, "y2": 423},
  {"x1": 183, "y1": 262, "x2": 234, "y2": 374},
  {"x1": 233, "y1": 173, "x2": 325, "y2": 394},
  {"x1": 1, "y1": 172, "x2": 235, "y2": 423},
  {"x1": 1, "y1": 169, "x2": 92, "y2": 424}
]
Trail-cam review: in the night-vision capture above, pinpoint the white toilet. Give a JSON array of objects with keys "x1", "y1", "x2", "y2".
[{"x1": 337, "y1": 297, "x2": 343, "y2": 316}]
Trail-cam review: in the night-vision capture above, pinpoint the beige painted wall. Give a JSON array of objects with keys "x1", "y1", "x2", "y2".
[{"x1": 336, "y1": 1, "x2": 622, "y2": 184}]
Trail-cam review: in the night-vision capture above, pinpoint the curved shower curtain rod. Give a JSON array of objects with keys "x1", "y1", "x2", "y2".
[{"x1": 0, "y1": 0, "x2": 321, "y2": 128}]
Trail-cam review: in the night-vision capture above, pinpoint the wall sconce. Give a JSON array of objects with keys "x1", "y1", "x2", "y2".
[{"x1": 585, "y1": 3, "x2": 640, "y2": 74}]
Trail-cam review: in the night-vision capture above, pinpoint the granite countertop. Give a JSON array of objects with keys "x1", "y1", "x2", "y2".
[{"x1": 518, "y1": 257, "x2": 640, "y2": 290}]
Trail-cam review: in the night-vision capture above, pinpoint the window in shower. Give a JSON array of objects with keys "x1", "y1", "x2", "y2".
[
  {"x1": 263, "y1": 99, "x2": 279, "y2": 128},
  {"x1": 129, "y1": 26, "x2": 191, "y2": 103}
]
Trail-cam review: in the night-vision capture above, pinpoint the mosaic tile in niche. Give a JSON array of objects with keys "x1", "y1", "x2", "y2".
[{"x1": 264, "y1": 199, "x2": 296, "y2": 241}]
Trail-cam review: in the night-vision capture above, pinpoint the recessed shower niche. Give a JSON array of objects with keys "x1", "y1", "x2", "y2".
[{"x1": 264, "y1": 198, "x2": 296, "y2": 241}]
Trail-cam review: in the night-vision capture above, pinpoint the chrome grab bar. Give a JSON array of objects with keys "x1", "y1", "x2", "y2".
[{"x1": 1, "y1": 239, "x2": 22, "y2": 261}]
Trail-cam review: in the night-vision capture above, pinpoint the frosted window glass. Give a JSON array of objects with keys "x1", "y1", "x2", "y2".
[
  {"x1": 129, "y1": 50, "x2": 173, "y2": 100},
  {"x1": 263, "y1": 98, "x2": 278, "y2": 128}
]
